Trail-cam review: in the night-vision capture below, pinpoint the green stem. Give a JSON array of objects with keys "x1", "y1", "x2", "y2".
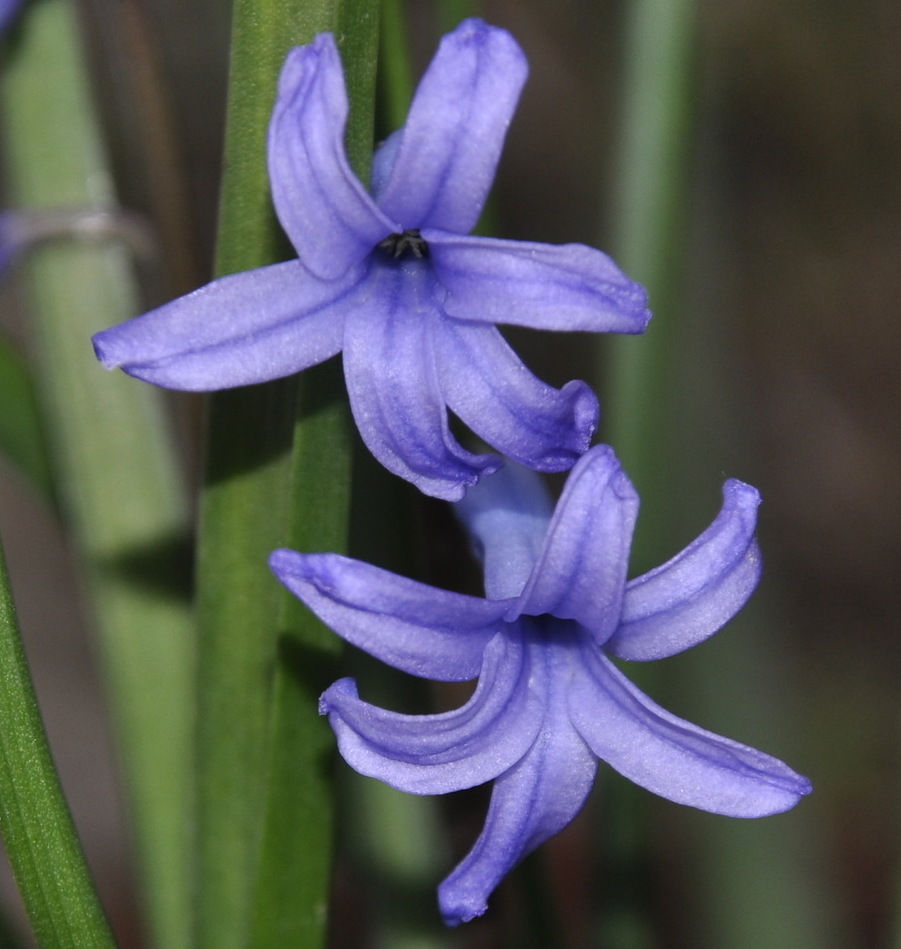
[
  {"x1": 594, "y1": 3, "x2": 697, "y2": 945},
  {"x1": 603, "y1": 0, "x2": 695, "y2": 567},
  {"x1": 602, "y1": 5, "x2": 830, "y2": 948},
  {"x1": 0, "y1": 535, "x2": 115, "y2": 948},
  {"x1": 1, "y1": 3, "x2": 194, "y2": 947},
  {"x1": 437, "y1": 0, "x2": 478, "y2": 35},
  {"x1": 195, "y1": 1, "x2": 377, "y2": 946},
  {"x1": 378, "y1": 0, "x2": 414, "y2": 133}
]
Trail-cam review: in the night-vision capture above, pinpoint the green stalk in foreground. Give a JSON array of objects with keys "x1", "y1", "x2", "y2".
[
  {"x1": 0, "y1": 536, "x2": 115, "y2": 948},
  {"x1": 2, "y1": 2, "x2": 194, "y2": 947},
  {"x1": 195, "y1": 1, "x2": 378, "y2": 947}
]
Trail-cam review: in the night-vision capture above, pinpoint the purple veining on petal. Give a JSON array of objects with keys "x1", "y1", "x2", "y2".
[
  {"x1": 428, "y1": 232, "x2": 651, "y2": 333},
  {"x1": 570, "y1": 642, "x2": 812, "y2": 816},
  {"x1": 93, "y1": 20, "x2": 654, "y2": 497},
  {"x1": 269, "y1": 550, "x2": 508, "y2": 681},
  {"x1": 342, "y1": 260, "x2": 501, "y2": 500},
  {"x1": 93, "y1": 261, "x2": 356, "y2": 390},
  {"x1": 438, "y1": 621, "x2": 597, "y2": 925},
  {"x1": 516, "y1": 446, "x2": 638, "y2": 639},
  {"x1": 436, "y1": 317, "x2": 600, "y2": 472},
  {"x1": 320, "y1": 630, "x2": 543, "y2": 794},
  {"x1": 270, "y1": 445, "x2": 812, "y2": 925},
  {"x1": 375, "y1": 19, "x2": 528, "y2": 234},
  {"x1": 268, "y1": 35, "x2": 396, "y2": 279},
  {"x1": 610, "y1": 479, "x2": 763, "y2": 660}
]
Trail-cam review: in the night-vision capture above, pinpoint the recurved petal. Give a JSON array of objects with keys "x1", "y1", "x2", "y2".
[
  {"x1": 343, "y1": 263, "x2": 500, "y2": 500},
  {"x1": 438, "y1": 651, "x2": 597, "y2": 926},
  {"x1": 269, "y1": 550, "x2": 509, "y2": 681},
  {"x1": 517, "y1": 446, "x2": 638, "y2": 640},
  {"x1": 374, "y1": 19, "x2": 527, "y2": 234},
  {"x1": 609, "y1": 480, "x2": 763, "y2": 661},
  {"x1": 428, "y1": 233, "x2": 651, "y2": 333},
  {"x1": 92, "y1": 260, "x2": 354, "y2": 390},
  {"x1": 455, "y1": 459, "x2": 554, "y2": 601},
  {"x1": 319, "y1": 630, "x2": 542, "y2": 794},
  {"x1": 268, "y1": 36, "x2": 396, "y2": 279},
  {"x1": 569, "y1": 646, "x2": 812, "y2": 817},
  {"x1": 437, "y1": 319, "x2": 599, "y2": 473}
]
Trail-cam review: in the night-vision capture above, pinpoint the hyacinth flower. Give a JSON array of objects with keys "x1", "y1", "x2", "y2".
[
  {"x1": 92, "y1": 19, "x2": 650, "y2": 499},
  {"x1": 0, "y1": 0, "x2": 21, "y2": 32},
  {"x1": 270, "y1": 445, "x2": 811, "y2": 925}
]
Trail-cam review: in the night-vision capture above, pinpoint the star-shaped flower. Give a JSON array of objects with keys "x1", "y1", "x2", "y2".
[
  {"x1": 270, "y1": 445, "x2": 812, "y2": 925},
  {"x1": 92, "y1": 19, "x2": 650, "y2": 499}
]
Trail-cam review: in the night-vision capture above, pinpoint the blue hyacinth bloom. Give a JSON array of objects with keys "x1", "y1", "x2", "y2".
[
  {"x1": 92, "y1": 20, "x2": 650, "y2": 499},
  {"x1": 270, "y1": 445, "x2": 812, "y2": 925}
]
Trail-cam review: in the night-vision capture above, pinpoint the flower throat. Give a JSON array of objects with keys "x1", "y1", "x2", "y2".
[{"x1": 377, "y1": 229, "x2": 430, "y2": 260}]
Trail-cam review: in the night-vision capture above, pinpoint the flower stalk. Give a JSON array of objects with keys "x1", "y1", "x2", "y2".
[{"x1": 193, "y1": 1, "x2": 378, "y2": 947}]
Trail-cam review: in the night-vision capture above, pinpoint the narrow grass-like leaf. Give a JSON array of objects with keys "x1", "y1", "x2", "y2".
[
  {"x1": 1, "y1": 2, "x2": 194, "y2": 947},
  {"x1": 0, "y1": 535, "x2": 115, "y2": 948},
  {"x1": 601, "y1": 3, "x2": 827, "y2": 947},
  {"x1": 378, "y1": 0, "x2": 413, "y2": 133},
  {"x1": 603, "y1": 0, "x2": 696, "y2": 566},
  {"x1": 0, "y1": 336, "x2": 54, "y2": 506}
]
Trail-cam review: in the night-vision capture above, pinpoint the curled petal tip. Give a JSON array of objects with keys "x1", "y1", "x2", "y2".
[
  {"x1": 91, "y1": 332, "x2": 118, "y2": 371},
  {"x1": 438, "y1": 890, "x2": 487, "y2": 928},
  {"x1": 318, "y1": 676, "x2": 357, "y2": 716},
  {"x1": 723, "y1": 477, "x2": 762, "y2": 508}
]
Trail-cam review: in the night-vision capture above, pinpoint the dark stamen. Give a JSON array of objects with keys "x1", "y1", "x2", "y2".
[{"x1": 377, "y1": 229, "x2": 429, "y2": 260}]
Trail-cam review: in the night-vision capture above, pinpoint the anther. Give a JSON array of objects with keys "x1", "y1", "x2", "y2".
[{"x1": 377, "y1": 229, "x2": 429, "y2": 260}]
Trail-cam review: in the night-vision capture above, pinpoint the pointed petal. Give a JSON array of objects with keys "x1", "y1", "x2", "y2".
[
  {"x1": 268, "y1": 36, "x2": 396, "y2": 279},
  {"x1": 610, "y1": 480, "x2": 763, "y2": 661},
  {"x1": 456, "y1": 460, "x2": 554, "y2": 601},
  {"x1": 569, "y1": 647, "x2": 812, "y2": 817},
  {"x1": 375, "y1": 19, "x2": 527, "y2": 233},
  {"x1": 269, "y1": 550, "x2": 509, "y2": 681},
  {"x1": 320, "y1": 629, "x2": 542, "y2": 794},
  {"x1": 428, "y1": 233, "x2": 651, "y2": 333},
  {"x1": 92, "y1": 261, "x2": 354, "y2": 390},
  {"x1": 343, "y1": 262, "x2": 499, "y2": 500},
  {"x1": 437, "y1": 319, "x2": 599, "y2": 472},
  {"x1": 439, "y1": 629, "x2": 597, "y2": 925},
  {"x1": 517, "y1": 446, "x2": 638, "y2": 641}
]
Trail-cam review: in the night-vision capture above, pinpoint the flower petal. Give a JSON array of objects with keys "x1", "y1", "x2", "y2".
[
  {"x1": 456, "y1": 460, "x2": 554, "y2": 601},
  {"x1": 428, "y1": 233, "x2": 651, "y2": 333},
  {"x1": 438, "y1": 628, "x2": 597, "y2": 925},
  {"x1": 517, "y1": 446, "x2": 638, "y2": 641},
  {"x1": 375, "y1": 19, "x2": 527, "y2": 234},
  {"x1": 436, "y1": 318, "x2": 599, "y2": 472},
  {"x1": 609, "y1": 480, "x2": 763, "y2": 661},
  {"x1": 569, "y1": 646, "x2": 812, "y2": 817},
  {"x1": 269, "y1": 550, "x2": 509, "y2": 681},
  {"x1": 343, "y1": 262, "x2": 499, "y2": 500},
  {"x1": 268, "y1": 36, "x2": 396, "y2": 279},
  {"x1": 319, "y1": 629, "x2": 542, "y2": 794},
  {"x1": 92, "y1": 261, "x2": 355, "y2": 390}
]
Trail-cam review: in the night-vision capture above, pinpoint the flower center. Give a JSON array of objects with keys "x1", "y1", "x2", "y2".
[{"x1": 377, "y1": 229, "x2": 430, "y2": 260}]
